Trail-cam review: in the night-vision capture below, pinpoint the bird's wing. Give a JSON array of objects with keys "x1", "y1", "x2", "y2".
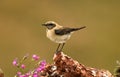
[{"x1": 55, "y1": 27, "x2": 73, "y2": 35}]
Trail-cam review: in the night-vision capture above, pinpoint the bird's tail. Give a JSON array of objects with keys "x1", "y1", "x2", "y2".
[{"x1": 71, "y1": 26, "x2": 86, "y2": 32}]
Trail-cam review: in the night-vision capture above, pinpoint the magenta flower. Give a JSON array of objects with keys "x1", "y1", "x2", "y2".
[
  {"x1": 21, "y1": 64, "x2": 26, "y2": 69},
  {"x1": 36, "y1": 67, "x2": 42, "y2": 72},
  {"x1": 32, "y1": 54, "x2": 40, "y2": 61},
  {"x1": 19, "y1": 75, "x2": 26, "y2": 77},
  {"x1": 40, "y1": 60, "x2": 46, "y2": 66},
  {"x1": 13, "y1": 54, "x2": 47, "y2": 77},
  {"x1": 35, "y1": 60, "x2": 46, "y2": 73},
  {"x1": 17, "y1": 71, "x2": 21, "y2": 74},
  {"x1": 17, "y1": 71, "x2": 22, "y2": 76},
  {"x1": 12, "y1": 58, "x2": 18, "y2": 66},
  {"x1": 32, "y1": 73, "x2": 38, "y2": 77}
]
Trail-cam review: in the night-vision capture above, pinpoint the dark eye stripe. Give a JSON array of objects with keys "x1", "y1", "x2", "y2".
[{"x1": 48, "y1": 23, "x2": 54, "y2": 25}]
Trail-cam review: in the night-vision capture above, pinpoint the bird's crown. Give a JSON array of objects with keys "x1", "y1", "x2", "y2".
[
  {"x1": 44, "y1": 21, "x2": 57, "y2": 25},
  {"x1": 42, "y1": 21, "x2": 57, "y2": 29}
]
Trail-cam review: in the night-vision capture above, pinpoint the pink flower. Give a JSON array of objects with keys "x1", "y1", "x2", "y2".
[
  {"x1": 17, "y1": 71, "x2": 22, "y2": 75},
  {"x1": 21, "y1": 64, "x2": 26, "y2": 69},
  {"x1": 32, "y1": 54, "x2": 40, "y2": 61},
  {"x1": 33, "y1": 73, "x2": 38, "y2": 77},
  {"x1": 12, "y1": 58, "x2": 18, "y2": 66},
  {"x1": 35, "y1": 60, "x2": 46, "y2": 72},
  {"x1": 36, "y1": 67, "x2": 42, "y2": 72},
  {"x1": 25, "y1": 72, "x2": 30, "y2": 77},
  {"x1": 13, "y1": 54, "x2": 47, "y2": 77},
  {"x1": 19, "y1": 75, "x2": 26, "y2": 77},
  {"x1": 40, "y1": 60, "x2": 46, "y2": 66}
]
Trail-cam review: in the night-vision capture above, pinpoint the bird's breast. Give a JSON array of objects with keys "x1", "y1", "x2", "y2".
[{"x1": 46, "y1": 30, "x2": 71, "y2": 43}]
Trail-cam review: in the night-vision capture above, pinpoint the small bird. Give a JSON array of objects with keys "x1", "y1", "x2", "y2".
[{"x1": 42, "y1": 21, "x2": 86, "y2": 53}]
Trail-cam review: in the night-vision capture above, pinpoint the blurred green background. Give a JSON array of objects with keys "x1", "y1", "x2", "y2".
[{"x1": 0, "y1": 0, "x2": 120, "y2": 76}]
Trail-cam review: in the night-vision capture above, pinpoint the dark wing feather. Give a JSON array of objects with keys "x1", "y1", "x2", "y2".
[
  {"x1": 55, "y1": 27, "x2": 73, "y2": 35},
  {"x1": 55, "y1": 26, "x2": 86, "y2": 35}
]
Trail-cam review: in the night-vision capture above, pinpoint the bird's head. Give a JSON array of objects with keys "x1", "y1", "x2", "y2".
[{"x1": 42, "y1": 21, "x2": 57, "y2": 29}]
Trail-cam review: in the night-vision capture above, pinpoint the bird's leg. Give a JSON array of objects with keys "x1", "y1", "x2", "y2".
[
  {"x1": 59, "y1": 43, "x2": 65, "y2": 51},
  {"x1": 56, "y1": 43, "x2": 61, "y2": 53}
]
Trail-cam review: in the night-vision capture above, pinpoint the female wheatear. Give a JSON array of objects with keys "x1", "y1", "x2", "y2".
[{"x1": 42, "y1": 21, "x2": 86, "y2": 53}]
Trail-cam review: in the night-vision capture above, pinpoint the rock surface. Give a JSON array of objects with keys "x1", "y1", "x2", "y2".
[{"x1": 41, "y1": 52, "x2": 113, "y2": 77}]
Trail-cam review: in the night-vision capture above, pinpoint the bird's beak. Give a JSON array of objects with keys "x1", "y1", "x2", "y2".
[{"x1": 42, "y1": 23, "x2": 46, "y2": 26}]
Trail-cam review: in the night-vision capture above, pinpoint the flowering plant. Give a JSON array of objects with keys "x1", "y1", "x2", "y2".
[
  {"x1": 12, "y1": 54, "x2": 46, "y2": 77},
  {"x1": 12, "y1": 52, "x2": 114, "y2": 77}
]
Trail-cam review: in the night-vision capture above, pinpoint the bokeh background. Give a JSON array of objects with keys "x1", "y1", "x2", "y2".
[{"x1": 0, "y1": 0, "x2": 120, "y2": 76}]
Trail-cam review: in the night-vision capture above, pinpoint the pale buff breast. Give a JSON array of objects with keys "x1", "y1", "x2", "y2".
[{"x1": 46, "y1": 29, "x2": 71, "y2": 43}]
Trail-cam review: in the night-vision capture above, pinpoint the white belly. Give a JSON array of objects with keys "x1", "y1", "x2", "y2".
[{"x1": 46, "y1": 30, "x2": 71, "y2": 43}]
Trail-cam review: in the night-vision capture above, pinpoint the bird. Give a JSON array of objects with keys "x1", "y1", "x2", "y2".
[{"x1": 42, "y1": 21, "x2": 86, "y2": 53}]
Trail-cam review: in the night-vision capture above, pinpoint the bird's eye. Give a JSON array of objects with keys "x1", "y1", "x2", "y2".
[{"x1": 48, "y1": 23, "x2": 54, "y2": 25}]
